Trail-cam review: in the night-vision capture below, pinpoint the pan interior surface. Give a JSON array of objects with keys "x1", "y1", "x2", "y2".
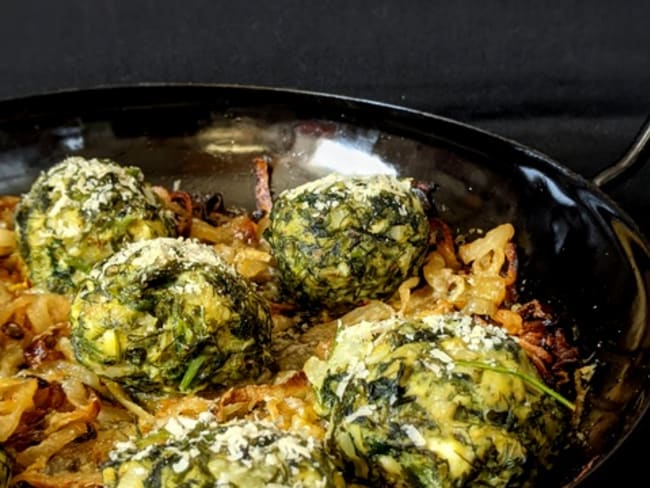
[{"x1": 0, "y1": 85, "x2": 648, "y2": 486}]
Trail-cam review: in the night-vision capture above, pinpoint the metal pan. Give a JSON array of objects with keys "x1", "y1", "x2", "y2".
[{"x1": 0, "y1": 85, "x2": 648, "y2": 487}]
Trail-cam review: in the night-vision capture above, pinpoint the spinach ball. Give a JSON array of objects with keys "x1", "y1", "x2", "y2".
[
  {"x1": 70, "y1": 238, "x2": 272, "y2": 394},
  {"x1": 266, "y1": 174, "x2": 430, "y2": 311},
  {"x1": 103, "y1": 414, "x2": 345, "y2": 488},
  {"x1": 304, "y1": 314, "x2": 569, "y2": 487},
  {"x1": 14, "y1": 157, "x2": 175, "y2": 294}
]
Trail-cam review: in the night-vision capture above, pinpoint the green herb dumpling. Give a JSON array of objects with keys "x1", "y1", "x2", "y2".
[
  {"x1": 304, "y1": 314, "x2": 569, "y2": 487},
  {"x1": 103, "y1": 414, "x2": 345, "y2": 488},
  {"x1": 70, "y1": 237, "x2": 272, "y2": 394},
  {"x1": 266, "y1": 174, "x2": 430, "y2": 311},
  {"x1": 14, "y1": 157, "x2": 175, "y2": 294}
]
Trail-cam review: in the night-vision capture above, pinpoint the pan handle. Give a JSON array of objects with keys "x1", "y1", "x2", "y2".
[{"x1": 592, "y1": 115, "x2": 650, "y2": 188}]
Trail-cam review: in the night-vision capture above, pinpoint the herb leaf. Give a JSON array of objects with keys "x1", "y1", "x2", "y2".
[{"x1": 455, "y1": 360, "x2": 576, "y2": 411}]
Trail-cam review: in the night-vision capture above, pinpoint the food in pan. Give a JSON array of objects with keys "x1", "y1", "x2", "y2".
[
  {"x1": 70, "y1": 237, "x2": 273, "y2": 394},
  {"x1": 0, "y1": 156, "x2": 581, "y2": 487},
  {"x1": 266, "y1": 174, "x2": 430, "y2": 311},
  {"x1": 103, "y1": 414, "x2": 344, "y2": 488},
  {"x1": 304, "y1": 314, "x2": 568, "y2": 487},
  {"x1": 14, "y1": 157, "x2": 175, "y2": 294}
]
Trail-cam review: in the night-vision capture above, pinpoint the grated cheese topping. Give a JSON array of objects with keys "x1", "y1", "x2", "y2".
[
  {"x1": 90, "y1": 237, "x2": 238, "y2": 285},
  {"x1": 402, "y1": 424, "x2": 427, "y2": 447},
  {"x1": 107, "y1": 412, "x2": 337, "y2": 487},
  {"x1": 22, "y1": 157, "x2": 165, "y2": 239}
]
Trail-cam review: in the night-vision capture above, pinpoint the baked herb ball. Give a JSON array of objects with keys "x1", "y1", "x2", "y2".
[
  {"x1": 266, "y1": 174, "x2": 430, "y2": 311},
  {"x1": 103, "y1": 414, "x2": 345, "y2": 488},
  {"x1": 14, "y1": 157, "x2": 176, "y2": 294},
  {"x1": 304, "y1": 314, "x2": 568, "y2": 487},
  {"x1": 70, "y1": 237, "x2": 272, "y2": 394}
]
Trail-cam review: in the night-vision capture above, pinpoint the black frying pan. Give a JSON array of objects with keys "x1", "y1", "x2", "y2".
[{"x1": 0, "y1": 85, "x2": 648, "y2": 487}]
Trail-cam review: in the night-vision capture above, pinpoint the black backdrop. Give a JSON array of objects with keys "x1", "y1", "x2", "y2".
[
  {"x1": 2, "y1": 1, "x2": 649, "y2": 116},
  {"x1": 1, "y1": 1, "x2": 650, "y2": 485}
]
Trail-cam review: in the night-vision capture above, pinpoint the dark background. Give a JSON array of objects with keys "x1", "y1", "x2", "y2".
[{"x1": 1, "y1": 1, "x2": 649, "y2": 485}]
